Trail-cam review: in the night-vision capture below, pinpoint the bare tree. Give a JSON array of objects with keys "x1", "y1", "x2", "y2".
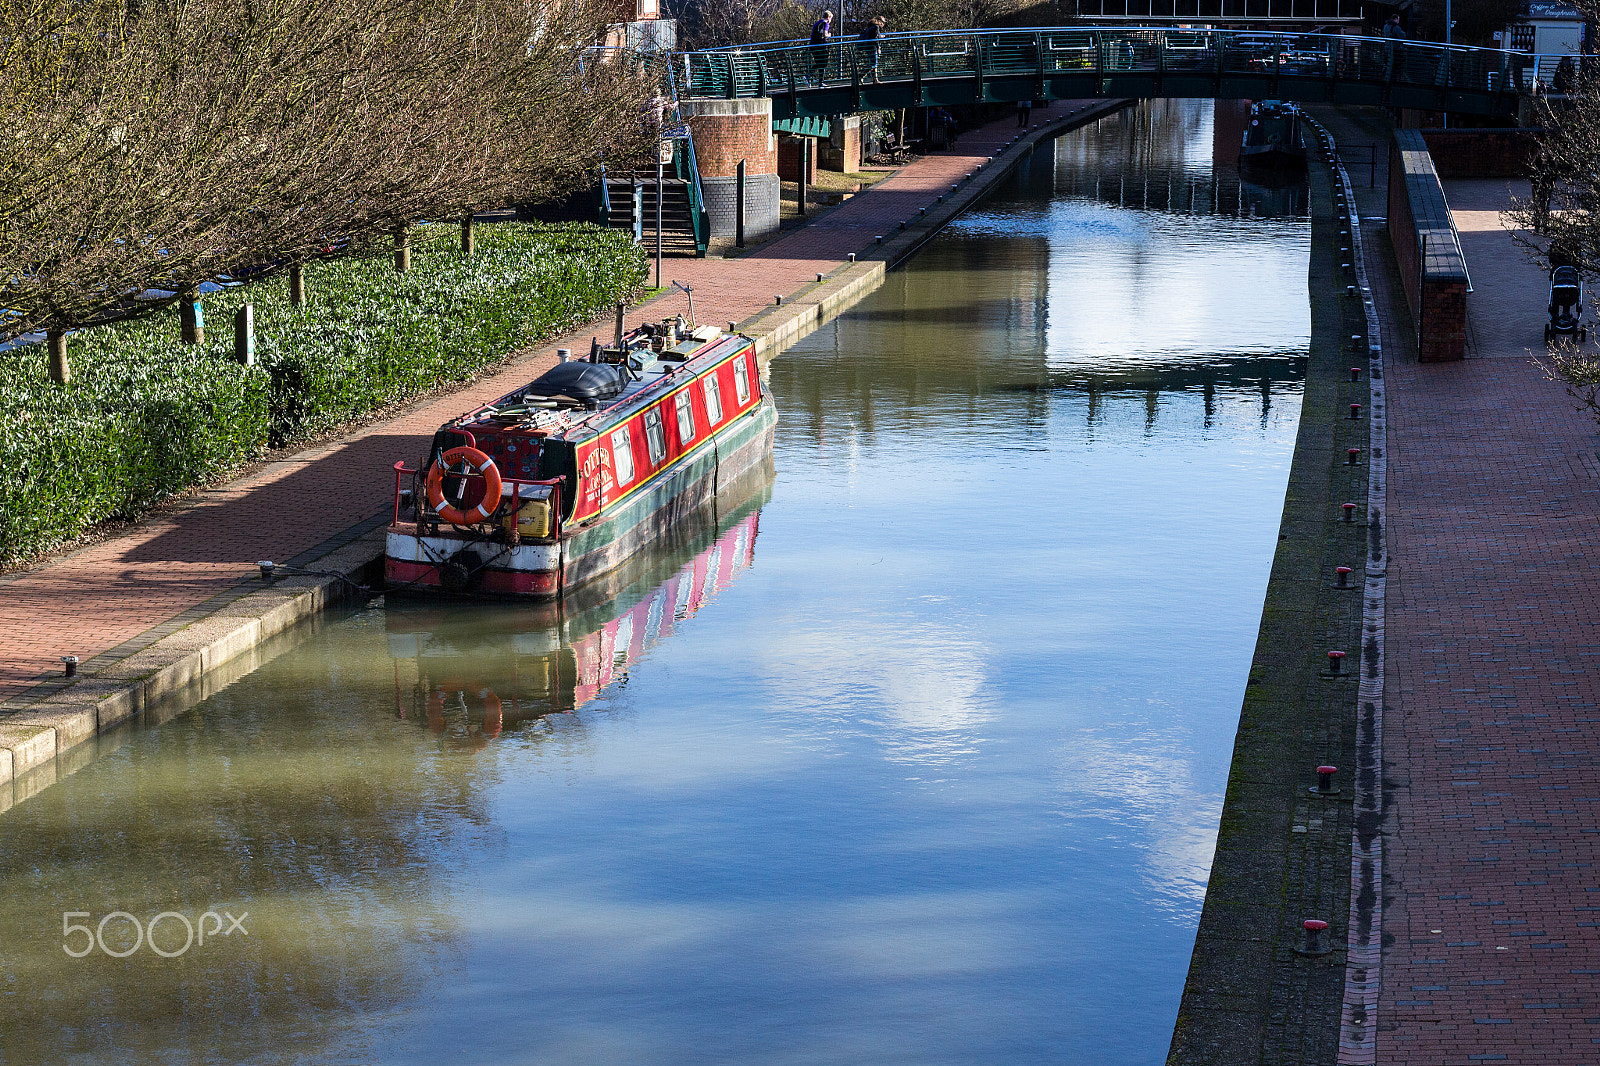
[
  {"x1": 1505, "y1": 2, "x2": 1600, "y2": 429},
  {"x1": 0, "y1": 0, "x2": 659, "y2": 380}
]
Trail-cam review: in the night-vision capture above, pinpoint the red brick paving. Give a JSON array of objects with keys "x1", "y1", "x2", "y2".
[
  {"x1": 0, "y1": 100, "x2": 1109, "y2": 703},
  {"x1": 1376, "y1": 178, "x2": 1600, "y2": 1064}
]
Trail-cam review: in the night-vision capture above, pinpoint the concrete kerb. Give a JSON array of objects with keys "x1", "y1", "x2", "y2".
[
  {"x1": 1168, "y1": 113, "x2": 1372, "y2": 1066},
  {"x1": 0, "y1": 525, "x2": 384, "y2": 790}
]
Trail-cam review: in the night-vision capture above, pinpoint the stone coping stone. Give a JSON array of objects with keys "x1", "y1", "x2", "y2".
[{"x1": 1393, "y1": 128, "x2": 1469, "y2": 283}]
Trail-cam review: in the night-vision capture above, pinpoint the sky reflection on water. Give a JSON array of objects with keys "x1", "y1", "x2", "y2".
[{"x1": 0, "y1": 99, "x2": 1306, "y2": 1065}]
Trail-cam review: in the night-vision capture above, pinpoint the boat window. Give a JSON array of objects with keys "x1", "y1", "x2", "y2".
[
  {"x1": 674, "y1": 390, "x2": 696, "y2": 445},
  {"x1": 703, "y1": 375, "x2": 723, "y2": 425},
  {"x1": 733, "y1": 355, "x2": 751, "y2": 404},
  {"x1": 644, "y1": 408, "x2": 667, "y2": 465},
  {"x1": 610, "y1": 426, "x2": 635, "y2": 486}
]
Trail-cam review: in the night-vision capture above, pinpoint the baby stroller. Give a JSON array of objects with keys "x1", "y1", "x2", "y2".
[{"x1": 1546, "y1": 264, "x2": 1586, "y2": 344}]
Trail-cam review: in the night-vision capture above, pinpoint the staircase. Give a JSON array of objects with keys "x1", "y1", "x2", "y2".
[{"x1": 602, "y1": 171, "x2": 701, "y2": 256}]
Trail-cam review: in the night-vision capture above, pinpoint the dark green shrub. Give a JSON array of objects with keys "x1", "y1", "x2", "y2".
[{"x1": 0, "y1": 223, "x2": 646, "y2": 566}]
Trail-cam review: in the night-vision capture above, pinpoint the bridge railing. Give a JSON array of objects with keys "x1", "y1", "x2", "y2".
[{"x1": 682, "y1": 29, "x2": 1551, "y2": 107}]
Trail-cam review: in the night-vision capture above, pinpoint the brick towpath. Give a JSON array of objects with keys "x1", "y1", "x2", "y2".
[
  {"x1": 0, "y1": 100, "x2": 1114, "y2": 706},
  {"x1": 1375, "y1": 177, "x2": 1600, "y2": 1062}
]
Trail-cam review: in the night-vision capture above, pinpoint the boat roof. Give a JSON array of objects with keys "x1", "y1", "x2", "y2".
[{"x1": 449, "y1": 328, "x2": 754, "y2": 445}]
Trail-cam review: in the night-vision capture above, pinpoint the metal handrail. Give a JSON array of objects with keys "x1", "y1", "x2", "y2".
[
  {"x1": 663, "y1": 60, "x2": 712, "y2": 257},
  {"x1": 675, "y1": 137, "x2": 711, "y2": 257},
  {"x1": 680, "y1": 28, "x2": 1545, "y2": 112}
]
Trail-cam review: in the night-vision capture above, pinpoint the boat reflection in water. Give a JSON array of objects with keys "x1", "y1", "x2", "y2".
[{"x1": 385, "y1": 462, "x2": 772, "y2": 744}]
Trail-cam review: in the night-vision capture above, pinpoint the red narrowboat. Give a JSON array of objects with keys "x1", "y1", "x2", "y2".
[{"x1": 386, "y1": 316, "x2": 777, "y2": 598}]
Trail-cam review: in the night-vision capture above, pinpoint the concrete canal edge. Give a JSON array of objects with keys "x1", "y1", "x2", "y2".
[
  {"x1": 1167, "y1": 124, "x2": 1380, "y2": 1063},
  {"x1": 0, "y1": 99, "x2": 1129, "y2": 811},
  {"x1": 0, "y1": 526, "x2": 384, "y2": 812}
]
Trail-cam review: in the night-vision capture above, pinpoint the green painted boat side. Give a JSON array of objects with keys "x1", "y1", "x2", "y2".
[{"x1": 559, "y1": 396, "x2": 778, "y2": 594}]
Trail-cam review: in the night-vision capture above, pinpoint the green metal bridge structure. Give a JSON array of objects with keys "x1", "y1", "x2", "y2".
[{"x1": 681, "y1": 28, "x2": 1549, "y2": 120}]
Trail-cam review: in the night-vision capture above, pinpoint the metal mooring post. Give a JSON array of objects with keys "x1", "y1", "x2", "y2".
[
  {"x1": 799, "y1": 138, "x2": 809, "y2": 217},
  {"x1": 655, "y1": 158, "x2": 664, "y2": 290}
]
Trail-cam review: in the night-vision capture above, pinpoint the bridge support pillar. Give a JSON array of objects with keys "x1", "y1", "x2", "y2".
[
  {"x1": 821, "y1": 115, "x2": 862, "y2": 174},
  {"x1": 683, "y1": 97, "x2": 780, "y2": 249}
]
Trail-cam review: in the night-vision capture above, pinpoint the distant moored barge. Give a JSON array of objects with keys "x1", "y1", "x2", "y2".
[{"x1": 1240, "y1": 100, "x2": 1307, "y2": 169}]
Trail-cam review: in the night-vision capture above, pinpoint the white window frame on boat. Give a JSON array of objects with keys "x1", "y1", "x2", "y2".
[
  {"x1": 674, "y1": 390, "x2": 696, "y2": 445},
  {"x1": 644, "y1": 407, "x2": 667, "y2": 465},
  {"x1": 703, "y1": 375, "x2": 723, "y2": 425},
  {"x1": 733, "y1": 355, "x2": 751, "y2": 404},
  {"x1": 610, "y1": 426, "x2": 635, "y2": 486}
]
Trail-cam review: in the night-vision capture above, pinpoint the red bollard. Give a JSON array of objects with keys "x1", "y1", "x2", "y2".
[
  {"x1": 1297, "y1": 919, "x2": 1332, "y2": 955},
  {"x1": 1347, "y1": 448, "x2": 1361, "y2": 465},
  {"x1": 1326, "y1": 650, "x2": 1347, "y2": 675},
  {"x1": 1350, "y1": 367, "x2": 1362, "y2": 382},
  {"x1": 1342, "y1": 503, "x2": 1358, "y2": 523},
  {"x1": 1336, "y1": 566, "x2": 1353, "y2": 588},
  {"x1": 1310, "y1": 765, "x2": 1340, "y2": 795},
  {"x1": 1349, "y1": 403, "x2": 1362, "y2": 420}
]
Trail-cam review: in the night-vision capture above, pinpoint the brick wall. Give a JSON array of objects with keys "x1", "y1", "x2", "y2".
[
  {"x1": 682, "y1": 98, "x2": 780, "y2": 246},
  {"x1": 1387, "y1": 130, "x2": 1469, "y2": 362},
  {"x1": 777, "y1": 135, "x2": 820, "y2": 185},
  {"x1": 1420, "y1": 129, "x2": 1540, "y2": 179},
  {"x1": 688, "y1": 115, "x2": 776, "y2": 179},
  {"x1": 1388, "y1": 147, "x2": 1421, "y2": 313}
]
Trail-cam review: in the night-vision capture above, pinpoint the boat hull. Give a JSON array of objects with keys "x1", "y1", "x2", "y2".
[
  {"x1": 386, "y1": 395, "x2": 777, "y2": 600},
  {"x1": 1239, "y1": 144, "x2": 1307, "y2": 169}
]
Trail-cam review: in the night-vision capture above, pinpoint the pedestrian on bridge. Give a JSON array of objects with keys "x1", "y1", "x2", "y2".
[
  {"x1": 859, "y1": 15, "x2": 885, "y2": 82},
  {"x1": 1381, "y1": 14, "x2": 1407, "y2": 85},
  {"x1": 810, "y1": 10, "x2": 834, "y2": 85}
]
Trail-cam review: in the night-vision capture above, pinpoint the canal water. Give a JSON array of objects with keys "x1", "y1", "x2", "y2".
[{"x1": 0, "y1": 100, "x2": 1308, "y2": 1065}]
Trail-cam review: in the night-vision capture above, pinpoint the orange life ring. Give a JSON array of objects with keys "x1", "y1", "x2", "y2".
[{"x1": 426, "y1": 446, "x2": 503, "y2": 526}]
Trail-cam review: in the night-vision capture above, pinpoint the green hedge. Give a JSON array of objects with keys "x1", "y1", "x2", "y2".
[{"x1": 0, "y1": 222, "x2": 646, "y2": 566}]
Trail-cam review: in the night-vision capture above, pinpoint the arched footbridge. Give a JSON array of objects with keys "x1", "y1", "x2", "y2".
[{"x1": 682, "y1": 29, "x2": 1547, "y2": 119}]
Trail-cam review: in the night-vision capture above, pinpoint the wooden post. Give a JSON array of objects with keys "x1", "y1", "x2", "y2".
[
  {"x1": 234, "y1": 303, "x2": 255, "y2": 366},
  {"x1": 289, "y1": 262, "x2": 306, "y2": 307},
  {"x1": 393, "y1": 222, "x2": 410, "y2": 273},
  {"x1": 799, "y1": 138, "x2": 809, "y2": 216},
  {"x1": 180, "y1": 290, "x2": 204, "y2": 345},
  {"x1": 461, "y1": 214, "x2": 475, "y2": 256},
  {"x1": 47, "y1": 330, "x2": 69, "y2": 385}
]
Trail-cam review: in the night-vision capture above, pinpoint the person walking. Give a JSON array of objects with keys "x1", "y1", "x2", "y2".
[
  {"x1": 1555, "y1": 55, "x2": 1576, "y2": 94},
  {"x1": 1382, "y1": 14, "x2": 1407, "y2": 83},
  {"x1": 858, "y1": 15, "x2": 885, "y2": 83},
  {"x1": 1017, "y1": 98, "x2": 1033, "y2": 126},
  {"x1": 809, "y1": 10, "x2": 834, "y2": 86}
]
